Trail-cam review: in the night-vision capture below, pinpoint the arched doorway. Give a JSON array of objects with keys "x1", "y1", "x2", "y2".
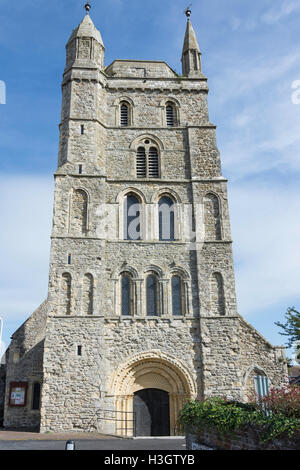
[
  {"x1": 134, "y1": 388, "x2": 170, "y2": 436},
  {"x1": 109, "y1": 351, "x2": 197, "y2": 437}
]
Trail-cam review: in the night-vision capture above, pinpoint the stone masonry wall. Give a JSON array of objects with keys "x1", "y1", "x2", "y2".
[
  {"x1": 4, "y1": 301, "x2": 48, "y2": 428},
  {"x1": 200, "y1": 315, "x2": 287, "y2": 401},
  {"x1": 238, "y1": 316, "x2": 288, "y2": 396},
  {"x1": 187, "y1": 426, "x2": 300, "y2": 451},
  {"x1": 40, "y1": 314, "x2": 201, "y2": 432},
  {"x1": 40, "y1": 316, "x2": 105, "y2": 432}
]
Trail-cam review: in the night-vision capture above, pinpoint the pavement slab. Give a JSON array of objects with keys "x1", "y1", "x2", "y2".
[{"x1": 0, "y1": 428, "x2": 115, "y2": 441}]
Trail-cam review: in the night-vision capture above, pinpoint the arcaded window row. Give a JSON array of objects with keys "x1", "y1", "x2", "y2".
[
  {"x1": 68, "y1": 188, "x2": 223, "y2": 242},
  {"x1": 59, "y1": 269, "x2": 226, "y2": 317}
]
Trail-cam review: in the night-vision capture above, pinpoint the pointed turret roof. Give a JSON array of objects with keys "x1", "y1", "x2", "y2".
[
  {"x1": 67, "y1": 13, "x2": 104, "y2": 47},
  {"x1": 182, "y1": 18, "x2": 201, "y2": 55}
]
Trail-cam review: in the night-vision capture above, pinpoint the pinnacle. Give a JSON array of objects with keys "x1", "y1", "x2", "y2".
[
  {"x1": 182, "y1": 18, "x2": 200, "y2": 54},
  {"x1": 67, "y1": 13, "x2": 104, "y2": 46}
]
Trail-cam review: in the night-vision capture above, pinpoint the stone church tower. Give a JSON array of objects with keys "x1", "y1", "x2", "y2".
[{"x1": 2, "y1": 7, "x2": 287, "y2": 435}]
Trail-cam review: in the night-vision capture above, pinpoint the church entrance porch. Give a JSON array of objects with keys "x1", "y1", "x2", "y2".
[
  {"x1": 133, "y1": 388, "x2": 170, "y2": 436},
  {"x1": 108, "y1": 351, "x2": 196, "y2": 437}
]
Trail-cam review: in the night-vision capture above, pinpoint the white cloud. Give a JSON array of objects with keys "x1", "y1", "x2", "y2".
[
  {"x1": 209, "y1": 44, "x2": 300, "y2": 181},
  {"x1": 229, "y1": 181, "x2": 300, "y2": 316},
  {"x1": 212, "y1": 49, "x2": 300, "y2": 105},
  {"x1": 230, "y1": 0, "x2": 300, "y2": 31},
  {"x1": 262, "y1": 0, "x2": 300, "y2": 24},
  {"x1": 0, "y1": 175, "x2": 53, "y2": 344},
  {"x1": 220, "y1": 99, "x2": 300, "y2": 180}
]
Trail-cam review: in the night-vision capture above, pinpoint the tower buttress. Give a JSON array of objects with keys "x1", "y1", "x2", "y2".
[{"x1": 57, "y1": 10, "x2": 107, "y2": 173}]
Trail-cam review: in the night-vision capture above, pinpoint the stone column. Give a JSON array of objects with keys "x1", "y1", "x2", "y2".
[
  {"x1": 159, "y1": 279, "x2": 169, "y2": 316},
  {"x1": 134, "y1": 279, "x2": 143, "y2": 317}
]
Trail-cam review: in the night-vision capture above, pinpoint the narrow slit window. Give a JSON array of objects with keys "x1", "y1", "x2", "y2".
[
  {"x1": 81, "y1": 125, "x2": 85, "y2": 135},
  {"x1": 77, "y1": 345, "x2": 82, "y2": 356},
  {"x1": 78, "y1": 164, "x2": 83, "y2": 174},
  {"x1": 67, "y1": 254, "x2": 71, "y2": 265}
]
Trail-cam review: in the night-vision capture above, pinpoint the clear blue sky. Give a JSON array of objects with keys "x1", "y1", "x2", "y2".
[{"x1": 0, "y1": 0, "x2": 300, "y2": 361}]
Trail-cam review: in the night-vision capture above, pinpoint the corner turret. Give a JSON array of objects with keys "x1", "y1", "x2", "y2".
[
  {"x1": 181, "y1": 9, "x2": 202, "y2": 77},
  {"x1": 65, "y1": 9, "x2": 105, "y2": 71}
]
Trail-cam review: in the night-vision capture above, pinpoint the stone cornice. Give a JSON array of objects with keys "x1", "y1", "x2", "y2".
[
  {"x1": 50, "y1": 236, "x2": 233, "y2": 245},
  {"x1": 48, "y1": 315, "x2": 200, "y2": 322},
  {"x1": 62, "y1": 71, "x2": 209, "y2": 93},
  {"x1": 53, "y1": 173, "x2": 227, "y2": 183},
  {"x1": 58, "y1": 116, "x2": 217, "y2": 130},
  {"x1": 105, "y1": 178, "x2": 226, "y2": 183}
]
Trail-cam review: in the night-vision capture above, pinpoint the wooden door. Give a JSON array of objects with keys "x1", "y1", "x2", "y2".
[{"x1": 133, "y1": 388, "x2": 170, "y2": 436}]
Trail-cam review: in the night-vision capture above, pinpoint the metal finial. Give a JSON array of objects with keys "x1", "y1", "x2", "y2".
[
  {"x1": 184, "y1": 5, "x2": 192, "y2": 19},
  {"x1": 84, "y1": 2, "x2": 91, "y2": 13}
]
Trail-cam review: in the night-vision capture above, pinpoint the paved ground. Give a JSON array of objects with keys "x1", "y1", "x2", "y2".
[
  {"x1": 0, "y1": 429, "x2": 189, "y2": 451},
  {"x1": 0, "y1": 438, "x2": 187, "y2": 451},
  {"x1": 0, "y1": 428, "x2": 112, "y2": 441}
]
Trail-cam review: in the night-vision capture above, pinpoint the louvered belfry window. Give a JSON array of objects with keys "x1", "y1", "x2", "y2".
[
  {"x1": 136, "y1": 147, "x2": 147, "y2": 178},
  {"x1": 148, "y1": 147, "x2": 159, "y2": 178},
  {"x1": 166, "y1": 102, "x2": 175, "y2": 127},
  {"x1": 136, "y1": 141, "x2": 160, "y2": 178},
  {"x1": 120, "y1": 102, "x2": 129, "y2": 126}
]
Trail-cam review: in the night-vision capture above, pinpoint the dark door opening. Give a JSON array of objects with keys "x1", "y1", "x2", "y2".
[{"x1": 133, "y1": 388, "x2": 170, "y2": 436}]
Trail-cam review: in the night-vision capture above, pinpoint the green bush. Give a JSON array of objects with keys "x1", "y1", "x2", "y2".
[{"x1": 179, "y1": 397, "x2": 300, "y2": 442}]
